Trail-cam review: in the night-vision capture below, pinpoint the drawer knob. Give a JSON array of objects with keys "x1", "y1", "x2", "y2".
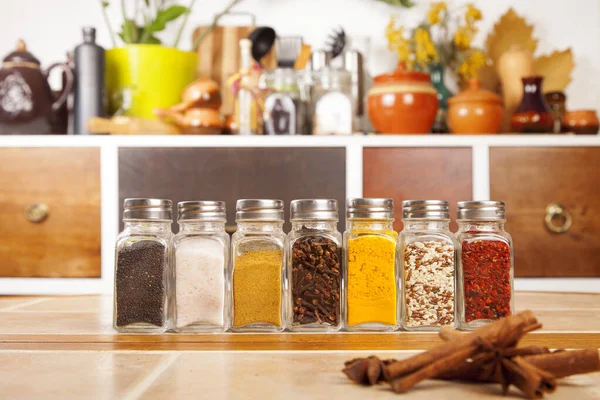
[
  {"x1": 25, "y1": 203, "x2": 49, "y2": 223},
  {"x1": 545, "y1": 203, "x2": 572, "y2": 234}
]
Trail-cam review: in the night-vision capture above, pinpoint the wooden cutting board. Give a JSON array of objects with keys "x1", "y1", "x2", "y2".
[{"x1": 193, "y1": 21, "x2": 277, "y2": 116}]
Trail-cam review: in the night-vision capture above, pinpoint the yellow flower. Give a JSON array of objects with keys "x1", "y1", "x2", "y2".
[
  {"x1": 385, "y1": 17, "x2": 414, "y2": 67},
  {"x1": 427, "y1": 2, "x2": 447, "y2": 25},
  {"x1": 454, "y1": 26, "x2": 473, "y2": 50},
  {"x1": 465, "y1": 4, "x2": 482, "y2": 24},
  {"x1": 414, "y1": 28, "x2": 439, "y2": 66},
  {"x1": 458, "y1": 50, "x2": 486, "y2": 80}
]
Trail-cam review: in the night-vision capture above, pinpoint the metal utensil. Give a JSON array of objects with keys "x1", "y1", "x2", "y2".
[
  {"x1": 326, "y1": 27, "x2": 346, "y2": 59},
  {"x1": 277, "y1": 36, "x2": 303, "y2": 68},
  {"x1": 248, "y1": 26, "x2": 276, "y2": 65}
]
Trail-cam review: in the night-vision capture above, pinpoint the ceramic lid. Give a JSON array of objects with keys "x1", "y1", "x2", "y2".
[
  {"x1": 373, "y1": 62, "x2": 430, "y2": 84},
  {"x1": 3, "y1": 40, "x2": 40, "y2": 65},
  {"x1": 447, "y1": 78, "x2": 502, "y2": 105}
]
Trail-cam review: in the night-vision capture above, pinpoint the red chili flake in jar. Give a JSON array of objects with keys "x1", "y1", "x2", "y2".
[{"x1": 461, "y1": 239, "x2": 511, "y2": 322}]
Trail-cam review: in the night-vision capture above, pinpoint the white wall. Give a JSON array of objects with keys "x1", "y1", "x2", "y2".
[{"x1": 1, "y1": 0, "x2": 599, "y2": 109}]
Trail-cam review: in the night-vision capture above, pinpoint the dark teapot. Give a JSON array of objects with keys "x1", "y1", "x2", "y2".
[{"x1": 0, "y1": 40, "x2": 73, "y2": 135}]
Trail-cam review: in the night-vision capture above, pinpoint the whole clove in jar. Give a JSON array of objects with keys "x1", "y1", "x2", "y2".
[
  {"x1": 114, "y1": 198, "x2": 173, "y2": 333},
  {"x1": 287, "y1": 199, "x2": 342, "y2": 332}
]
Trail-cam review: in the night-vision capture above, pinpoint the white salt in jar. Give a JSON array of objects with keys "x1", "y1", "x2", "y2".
[{"x1": 173, "y1": 201, "x2": 229, "y2": 332}]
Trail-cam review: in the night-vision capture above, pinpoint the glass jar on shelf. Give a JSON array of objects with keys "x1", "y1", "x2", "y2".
[
  {"x1": 260, "y1": 68, "x2": 307, "y2": 135},
  {"x1": 172, "y1": 201, "x2": 229, "y2": 333},
  {"x1": 287, "y1": 199, "x2": 342, "y2": 332},
  {"x1": 456, "y1": 201, "x2": 514, "y2": 330},
  {"x1": 311, "y1": 67, "x2": 354, "y2": 135},
  {"x1": 343, "y1": 198, "x2": 398, "y2": 332},
  {"x1": 399, "y1": 200, "x2": 456, "y2": 331},
  {"x1": 230, "y1": 199, "x2": 286, "y2": 332},
  {"x1": 113, "y1": 198, "x2": 173, "y2": 333}
]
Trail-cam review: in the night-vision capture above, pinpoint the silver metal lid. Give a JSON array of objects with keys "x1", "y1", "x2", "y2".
[
  {"x1": 290, "y1": 199, "x2": 338, "y2": 221},
  {"x1": 177, "y1": 201, "x2": 226, "y2": 222},
  {"x1": 236, "y1": 199, "x2": 284, "y2": 221},
  {"x1": 402, "y1": 200, "x2": 449, "y2": 220},
  {"x1": 123, "y1": 198, "x2": 172, "y2": 221},
  {"x1": 346, "y1": 198, "x2": 394, "y2": 219},
  {"x1": 457, "y1": 201, "x2": 506, "y2": 220}
]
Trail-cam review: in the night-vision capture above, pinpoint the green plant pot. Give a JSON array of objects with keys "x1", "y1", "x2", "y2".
[{"x1": 105, "y1": 44, "x2": 198, "y2": 119}]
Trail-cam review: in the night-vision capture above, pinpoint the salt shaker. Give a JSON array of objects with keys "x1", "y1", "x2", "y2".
[{"x1": 173, "y1": 201, "x2": 229, "y2": 332}]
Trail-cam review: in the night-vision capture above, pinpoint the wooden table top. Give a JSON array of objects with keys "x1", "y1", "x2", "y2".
[{"x1": 0, "y1": 292, "x2": 599, "y2": 399}]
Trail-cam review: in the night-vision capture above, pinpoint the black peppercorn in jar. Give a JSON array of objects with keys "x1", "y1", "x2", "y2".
[
  {"x1": 114, "y1": 198, "x2": 173, "y2": 333},
  {"x1": 287, "y1": 199, "x2": 342, "y2": 332}
]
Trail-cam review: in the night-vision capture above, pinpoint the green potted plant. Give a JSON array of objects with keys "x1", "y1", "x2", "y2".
[{"x1": 99, "y1": 0, "x2": 239, "y2": 119}]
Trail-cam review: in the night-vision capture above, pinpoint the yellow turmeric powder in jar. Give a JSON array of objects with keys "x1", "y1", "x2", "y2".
[{"x1": 346, "y1": 234, "x2": 397, "y2": 327}]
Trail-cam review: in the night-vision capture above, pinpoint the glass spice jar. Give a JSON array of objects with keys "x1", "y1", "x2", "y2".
[
  {"x1": 230, "y1": 199, "x2": 286, "y2": 332},
  {"x1": 287, "y1": 199, "x2": 342, "y2": 332},
  {"x1": 260, "y1": 68, "x2": 307, "y2": 135},
  {"x1": 344, "y1": 198, "x2": 399, "y2": 332},
  {"x1": 311, "y1": 67, "x2": 354, "y2": 135},
  {"x1": 173, "y1": 201, "x2": 229, "y2": 333},
  {"x1": 456, "y1": 201, "x2": 514, "y2": 330},
  {"x1": 114, "y1": 198, "x2": 173, "y2": 333},
  {"x1": 399, "y1": 200, "x2": 456, "y2": 331}
]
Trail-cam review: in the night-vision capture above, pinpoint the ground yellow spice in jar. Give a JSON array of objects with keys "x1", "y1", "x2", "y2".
[
  {"x1": 233, "y1": 249, "x2": 283, "y2": 327},
  {"x1": 347, "y1": 234, "x2": 397, "y2": 326}
]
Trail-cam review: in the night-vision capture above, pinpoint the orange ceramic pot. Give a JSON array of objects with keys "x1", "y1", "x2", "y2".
[
  {"x1": 367, "y1": 64, "x2": 438, "y2": 134},
  {"x1": 561, "y1": 110, "x2": 599, "y2": 135},
  {"x1": 447, "y1": 79, "x2": 503, "y2": 134}
]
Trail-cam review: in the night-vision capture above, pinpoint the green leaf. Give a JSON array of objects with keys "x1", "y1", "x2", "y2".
[
  {"x1": 102, "y1": 1, "x2": 110, "y2": 8},
  {"x1": 144, "y1": 35, "x2": 162, "y2": 45},
  {"x1": 377, "y1": 0, "x2": 415, "y2": 7},
  {"x1": 146, "y1": 5, "x2": 189, "y2": 32},
  {"x1": 119, "y1": 19, "x2": 139, "y2": 43}
]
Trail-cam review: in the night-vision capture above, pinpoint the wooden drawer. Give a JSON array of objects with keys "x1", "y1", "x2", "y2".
[
  {"x1": 363, "y1": 147, "x2": 473, "y2": 231},
  {"x1": 0, "y1": 147, "x2": 101, "y2": 277},
  {"x1": 118, "y1": 147, "x2": 346, "y2": 232},
  {"x1": 490, "y1": 147, "x2": 600, "y2": 277}
]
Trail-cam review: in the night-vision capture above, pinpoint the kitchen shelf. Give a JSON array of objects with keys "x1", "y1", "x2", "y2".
[{"x1": 1, "y1": 134, "x2": 600, "y2": 147}]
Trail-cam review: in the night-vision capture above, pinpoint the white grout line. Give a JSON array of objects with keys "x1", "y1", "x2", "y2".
[
  {"x1": 0, "y1": 298, "x2": 49, "y2": 312},
  {"x1": 471, "y1": 144, "x2": 490, "y2": 200},
  {"x1": 100, "y1": 144, "x2": 119, "y2": 294},
  {"x1": 345, "y1": 142, "x2": 363, "y2": 211},
  {"x1": 121, "y1": 353, "x2": 179, "y2": 400}
]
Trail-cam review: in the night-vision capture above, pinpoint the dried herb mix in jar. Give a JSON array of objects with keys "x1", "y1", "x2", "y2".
[
  {"x1": 114, "y1": 198, "x2": 173, "y2": 333},
  {"x1": 116, "y1": 240, "x2": 166, "y2": 327},
  {"x1": 400, "y1": 200, "x2": 455, "y2": 330},
  {"x1": 291, "y1": 232, "x2": 341, "y2": 327}
]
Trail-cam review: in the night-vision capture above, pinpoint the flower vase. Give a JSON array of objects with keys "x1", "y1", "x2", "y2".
[{"x1": 429, "y1": 63, "x2": 452, "y2": 134}]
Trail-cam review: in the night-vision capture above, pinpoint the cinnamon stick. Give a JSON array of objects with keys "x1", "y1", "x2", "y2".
[
  {"x1": 384, "y1": 310, "x2": 539, "y2": 381},
  {"x1": 501, "y1": 356, "x2": 556, "y2": 399},
  {"x1": 436, "y1": 349, "x2": 599, "y2": 382},
  {"x1": 390, "y1": 343, "x2": 481, "y2": 393},
  {"x1": 523, "y1": 349, "x2": 600, "y2": 379}
]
